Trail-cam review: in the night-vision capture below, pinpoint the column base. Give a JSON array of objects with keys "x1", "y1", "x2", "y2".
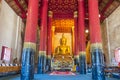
[
  {"x1": 79, "y1": 51, "x2": 86, "y2": 74},
  {"x1": 91, "y1": 48, "x2": 105, "y2": 80},
  {"x1": 37, "y1": 51, "x2": 46, "y2": 74},
  {"x1": 21, "y1": 48, "x2": 35, "y2": 80},
  {"x1": 46, "y1": 56, "x2": 51, "y2": 72},
  {"x1": 74, "y1": 55, "x2": 79, "y2": 65}
]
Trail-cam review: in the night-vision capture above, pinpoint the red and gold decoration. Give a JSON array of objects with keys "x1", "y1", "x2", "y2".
[
  {"x1": 49, "y1": 0, "x2": 78, "y2": 19},
  {"x1": 52, "y1": 19, "x2": 74, "y2": 33},
  {"x1": 18, "y1": 0, "x2": 107, "y2": 78}
]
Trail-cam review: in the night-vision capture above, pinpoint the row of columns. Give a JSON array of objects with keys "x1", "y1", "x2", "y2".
[
  {"x1": 74, "y1": 0, "x2": 105, "y2": 79},
  {"x1": 21, "y1": 0, "x2": 105, "y2": 80}
]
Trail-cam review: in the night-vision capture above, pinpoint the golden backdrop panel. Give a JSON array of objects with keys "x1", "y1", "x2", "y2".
[
  {"x1": 52, "y1": 19, "x2": 74, "y2": 28},
  {"x1": 53, "y1": 33, "x2": 72, "y2": 55}
]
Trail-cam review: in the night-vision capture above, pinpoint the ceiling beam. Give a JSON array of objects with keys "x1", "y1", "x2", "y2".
[
  {"x1": 101, "y1": 3, "x2": 120, "y2": 22},
  {"x1": 99, "y1": 0, "x2": 103, "y2": 5},
  {"x1": 14, "y1": 0, "x2": 25, "y2": 12},
  {"x1": 14, "y1": 0, "x2": 26, "y2": 19},
  {"x1": 24, "y1": 0, "x2": 28, "y2": 6},
  {"x1": 100, "y1": 0, "x2": 114, "y2": 20}
]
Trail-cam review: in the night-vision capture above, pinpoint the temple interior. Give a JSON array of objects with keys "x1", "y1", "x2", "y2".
[{"x1": 0, "y1": 0, "x2": 120, "y2": 80}]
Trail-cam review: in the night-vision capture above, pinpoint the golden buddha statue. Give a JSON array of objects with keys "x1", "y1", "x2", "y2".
[
  {"x1": 52, "y1": 34, "x2": 74, "y2": 69},
  {"x1": 54, "y1": 34, "x2": 71, "y2": 56}
]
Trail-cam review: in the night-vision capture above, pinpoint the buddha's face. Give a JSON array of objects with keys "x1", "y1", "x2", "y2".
[{"x1": 60, "y1": 38, "x2": 67, "y2": 45}]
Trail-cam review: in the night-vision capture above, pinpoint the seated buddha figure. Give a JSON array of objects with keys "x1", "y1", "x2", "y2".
[
  {"x1": 54, "y1": 34, "x2": 71, "y2": 57},
  {"x1": 53, "y1": 34, "x2": 73, "y2": 69}
]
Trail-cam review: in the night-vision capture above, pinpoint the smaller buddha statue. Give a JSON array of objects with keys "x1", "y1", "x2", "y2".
[{"x1": 54, "y1": 34, "x2": 71, "y2": 56}]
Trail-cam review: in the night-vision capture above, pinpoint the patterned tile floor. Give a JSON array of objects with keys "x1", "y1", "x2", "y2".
[{"x1": 0, "y1": 73, "x2": 119, "y2": 80}]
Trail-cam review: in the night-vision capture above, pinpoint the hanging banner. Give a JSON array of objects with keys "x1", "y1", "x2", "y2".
[
  {"x1": 1, "y1": 46, "x2": 11, "y2": 63},
  {"x1": 1, "y1": 46, "x2": 7, "y2": 60},
  {"x1": 115, "y1": 47, "x2": 120, "y2": 62}
]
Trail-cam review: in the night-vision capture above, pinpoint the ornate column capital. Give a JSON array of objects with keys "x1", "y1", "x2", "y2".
[
  {"x1": 74, "y1": 11, "x2": 78, "y2": 18},
  {"x1": 48, "y1": 11, "x2": 53, "y2": 18}
]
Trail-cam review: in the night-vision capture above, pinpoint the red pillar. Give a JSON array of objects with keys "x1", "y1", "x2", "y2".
[
  {"x1": 74, "y1": 11, "x2": 79, "y2": 65},
  {"x1": 21, "y1": 0, "x2": 38, "y2": 79},
  {"x1": 38, "y1": 0, "x2": 48, "y2": 74},
  {"x1": 39, "y1": 0, "x2": 48, "y2": 51},
  {"x1": 47, "y1": 11, "x2": 53, "y2": 71},
  {"x1": 78, "y1": 0, "x2": 86, "y2": 74},
  {"x1": 88, "y1": 0, "x2": 105, "y2": 80}
]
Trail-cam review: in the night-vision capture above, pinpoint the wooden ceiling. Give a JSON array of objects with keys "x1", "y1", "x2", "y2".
[
  {"x1": 4, "y1": 0, "x2": 120, "y2": 33},
  {"x1": 5, "y1": 0, "x2": 120, "y2": 20},
  {"x1": 49, "y1": 0, "x2": 78, "y2": 19},
  {"x1": 99, "y1": 0, "x2": 120, "y2": 21}
]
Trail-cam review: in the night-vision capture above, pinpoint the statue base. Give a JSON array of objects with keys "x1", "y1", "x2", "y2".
[{"x1": 51, "y1": 54, "x2": 74, "y2": 71}]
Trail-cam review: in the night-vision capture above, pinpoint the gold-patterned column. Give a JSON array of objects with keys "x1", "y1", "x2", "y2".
[
  {"x1": 47, "y1": 11, "x2": 53, "y2": 71},
  {"x1": 74, "y1": 11, "x2": 79, "y2": 65}
]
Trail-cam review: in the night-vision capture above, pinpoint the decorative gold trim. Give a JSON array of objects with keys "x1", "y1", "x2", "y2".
[
  {"x1": 90, "y1": 43, "x2": 103, "y2": 52},
  {"x1": 48, "y1": 11, "x2": 53, "y2": 17},
  {"x1": 71, "y1": 26, "x2": 74, "y2": 32},
  {"x1": 79, "y1": 51, "x2": 86, "y2": 55},
  {"x1": 39, "y1": 51, "x2": 46, "y2": 56},
  {"x1": 74, "y1": 11, "x2": 78, "y2": 18},
  {"x1": 23, "y1": 42, "x2": 36, "y2": 51},
  {"x1": 74, "y1": 55, "x2": 79, "y2": 59},
  {"x1": 51, "y1": 26, "x2": 55, "y2": 31},
  {"x1": 47, "y1": 55, "x2": 51, "y2": 59}
]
